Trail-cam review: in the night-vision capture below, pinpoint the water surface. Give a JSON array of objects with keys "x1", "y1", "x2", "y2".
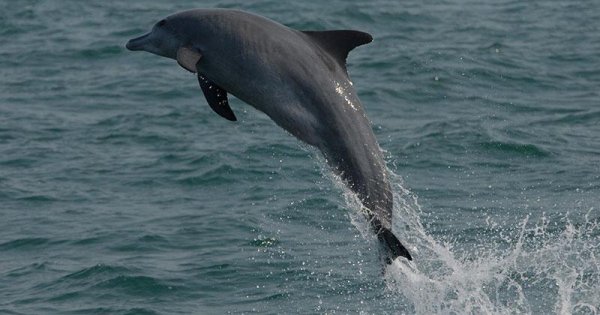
[{"x1": 1, "y1": 0, "x2": 599, "y2": 313}]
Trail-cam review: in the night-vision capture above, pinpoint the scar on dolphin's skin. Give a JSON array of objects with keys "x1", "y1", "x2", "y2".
[{"x1": 126, "y1": 8, "x2": 412, "y2": 263}]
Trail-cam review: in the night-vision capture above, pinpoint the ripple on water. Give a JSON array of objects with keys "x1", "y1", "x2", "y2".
[
  {"x1": 27, "y1": 264, "x2": 181, "y2": 310},
  {"x1": 0, "y1": 238, "x2": 51, "y2": 250},
  {"x1": 60, "y1": 307, "x2": 160, "y2": 315},
  {"x1": 61, "y1": 264, "x2": 133, "y2": 281},
  {"x1": 109, "y1": 234, "x2": 171, "y2": 252},
  {"x1": 93, "y1": 275, "x2": 178, "y2": 296},
  {"x1": 477, "y1": 141, "x2": 550, "y2": 158}
]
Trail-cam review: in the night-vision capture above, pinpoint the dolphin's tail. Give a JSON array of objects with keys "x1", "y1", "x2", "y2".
[{"x1": 377, "y1": 227, "x2": 412, "y2": 263}]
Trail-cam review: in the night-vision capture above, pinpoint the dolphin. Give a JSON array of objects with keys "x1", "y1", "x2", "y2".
[{"x1": 126, "y1": 9, "x2": 412, "y2": 263}]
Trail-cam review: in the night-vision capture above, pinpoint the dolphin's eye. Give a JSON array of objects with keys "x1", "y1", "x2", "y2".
[{"x1": 158, "y1": 19, "x2": 166, "y2": 27}]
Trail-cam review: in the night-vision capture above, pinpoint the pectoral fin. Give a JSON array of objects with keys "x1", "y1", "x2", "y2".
[
  {"x1": 176, "y1": 47, "x2": 236, "y2": 121},
  {"x1": 177, "y1": 46, "x2": 202, "y2": 73},
  {"x1": 197, "y1": 74, "x2": 237, "y2": 121}
]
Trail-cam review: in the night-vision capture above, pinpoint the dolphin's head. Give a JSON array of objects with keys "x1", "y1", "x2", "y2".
[
  {"x1": 126, "y1": 18, "x2": 185, "y2": 59},
  {"x1": 126, "y1": 10, "x2": 246, "y2": 61}
]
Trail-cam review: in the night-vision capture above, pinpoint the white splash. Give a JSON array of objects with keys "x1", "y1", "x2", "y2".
[{"x1": 343, "y1": 170, "x2": 600, "y2": 314}]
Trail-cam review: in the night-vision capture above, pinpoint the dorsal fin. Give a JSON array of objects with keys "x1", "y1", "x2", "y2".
[{"x1": 302, "y1": 30, "x2": 373, "y2": 68}]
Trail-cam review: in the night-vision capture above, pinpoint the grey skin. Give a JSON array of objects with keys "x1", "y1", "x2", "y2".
[{"x1": 126, "y1": 9, "x2": 412, "y2": 263}]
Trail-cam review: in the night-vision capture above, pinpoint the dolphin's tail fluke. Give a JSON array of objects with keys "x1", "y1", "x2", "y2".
[{"x1": 377, "y1": 228, "x2": 412, "y2": 263}]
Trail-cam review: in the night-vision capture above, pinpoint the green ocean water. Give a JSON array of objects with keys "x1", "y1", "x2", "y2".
[{"x1": 1, "y1": 0, "x2": 599, "y2": 314}]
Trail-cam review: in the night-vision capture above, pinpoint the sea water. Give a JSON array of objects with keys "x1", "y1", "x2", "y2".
[{"x1": 1, "y1": 0, "x2": 598, "y2": 313}]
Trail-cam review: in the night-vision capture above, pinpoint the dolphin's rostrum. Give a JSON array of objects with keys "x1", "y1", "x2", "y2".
[{"x1": 126, "y1": 9, "x2": 412, "y2": 263}]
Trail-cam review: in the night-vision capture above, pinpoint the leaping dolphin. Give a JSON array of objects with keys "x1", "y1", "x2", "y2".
[{"x1": 126, "y1": 9, "x2": 412, "y2": 263}]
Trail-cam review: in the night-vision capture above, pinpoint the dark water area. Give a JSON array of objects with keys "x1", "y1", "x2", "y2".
[{"x1": 1, "y1": 0, "x2": 598, "y2": 314}]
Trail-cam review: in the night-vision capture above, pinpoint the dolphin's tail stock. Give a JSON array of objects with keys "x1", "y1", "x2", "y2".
[
  {"x1": 372, "y1": 218, "x2": 412, "y2": 264},
  {"x1": 320, "y1": 144, "x2": 412, "y2": 264},
  {"x1": 378, "y1": 227, "x2": 413, "y2": 263}
]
